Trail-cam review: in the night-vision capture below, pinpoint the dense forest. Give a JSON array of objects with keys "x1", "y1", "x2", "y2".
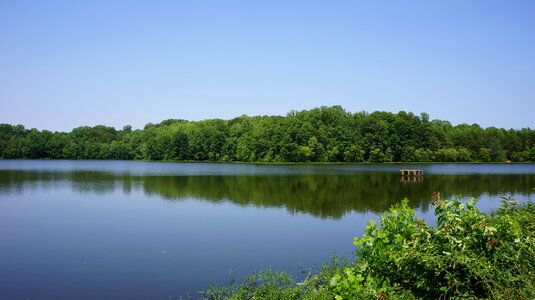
[{"x1": 1, "y1": 106, "x2": 534, "y2": 162}]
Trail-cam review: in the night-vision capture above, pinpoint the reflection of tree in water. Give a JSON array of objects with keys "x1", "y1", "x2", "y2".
[
  {"x1": 0, "y1": 171, "x2": 142, "y2": 195},
  {"x1": 1, "y1": 170, "x2": 534, "y2": 219},
  {"x1": 140, "y1": 174, "x2": 535, "y2": 218}
]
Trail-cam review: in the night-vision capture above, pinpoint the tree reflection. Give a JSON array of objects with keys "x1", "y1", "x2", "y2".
[{"x1": 1, "y1": 170, "x2": 533, "y2": 218}]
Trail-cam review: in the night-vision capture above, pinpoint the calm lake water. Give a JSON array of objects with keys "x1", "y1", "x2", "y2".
[{"x1": 1, "y1": 160, "x2": 534, "y2": 299}]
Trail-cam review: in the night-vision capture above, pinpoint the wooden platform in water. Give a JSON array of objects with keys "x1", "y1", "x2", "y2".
[{"x1": 400, "y1": 169, "x2": 424, "y2": 176}]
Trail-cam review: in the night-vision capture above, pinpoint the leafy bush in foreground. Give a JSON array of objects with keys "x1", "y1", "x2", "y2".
[
  {"x1": 330, "y1": 196, "x2": 535, "y2": 299},
  {"x1": 196, "y1": 197, "x2": 534, "y2": 299}
]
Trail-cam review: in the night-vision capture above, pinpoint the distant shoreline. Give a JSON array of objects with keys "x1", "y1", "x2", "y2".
[
  {"x1": 1, "y1": 158, "x2": 535, "y2": 165},
  {"x1": 2, "y1": 107, "x2": 534, "y2": 163}
]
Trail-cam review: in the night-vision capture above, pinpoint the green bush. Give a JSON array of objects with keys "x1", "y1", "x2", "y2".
[
  {"x1": 330, "y1": 196, "x2": 535, "y2": 299},
  {"x1": 196, "y1": 197, "x2": 534, "y2": 299}
]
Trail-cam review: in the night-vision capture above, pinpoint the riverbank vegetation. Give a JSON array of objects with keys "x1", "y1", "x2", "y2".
[
  {"x1": 198, "y1": 197, "x2": 534, "y2": 299},
  {"x1": 1, "y1": 106, "x2": 535, "y2": 162}
]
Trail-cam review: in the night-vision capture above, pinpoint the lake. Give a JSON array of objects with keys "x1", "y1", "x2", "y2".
[{"x1": 1, "y1": 160, "x2": 534, "y2": 299}]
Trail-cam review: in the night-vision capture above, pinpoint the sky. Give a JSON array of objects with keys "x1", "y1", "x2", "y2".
[{"x1": 1, "y1": 0, "x2": 534, "y2": 132}]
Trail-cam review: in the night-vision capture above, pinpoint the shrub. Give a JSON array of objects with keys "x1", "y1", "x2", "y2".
[
  {"x1": 196, "y1": 197, "x2": 534, "y2": 299},
  {"x1": 330, "y1": 195, "x2": 535, "y2": 299}
]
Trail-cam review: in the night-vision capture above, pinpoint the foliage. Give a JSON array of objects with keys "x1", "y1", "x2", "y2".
[
  {"x1": 330, "y1": 196, "x2": 535, "y2": 299},
  {"x1": 192, "y1": 198, "x2": 534, "y2": 299},
  {"x1": 197, "y1": 256, "x2": 350, "y2": 300},
  {"x1": 1, "y1": 106, "x2": 535, "y2": 162}
]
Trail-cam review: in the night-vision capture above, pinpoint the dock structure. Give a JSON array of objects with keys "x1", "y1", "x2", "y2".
[{"x1": 400, "y1": 169, "x2": 424, "y2": 177}]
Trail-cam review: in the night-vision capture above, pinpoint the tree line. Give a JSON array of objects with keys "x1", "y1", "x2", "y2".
[{"x1": 1, "y1": 106, "x2": 534, "y2": 162}]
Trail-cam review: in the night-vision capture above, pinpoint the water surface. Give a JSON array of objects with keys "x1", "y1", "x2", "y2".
[{"x1": 1, "y1": 160, "x2": 534, "y2": 299}]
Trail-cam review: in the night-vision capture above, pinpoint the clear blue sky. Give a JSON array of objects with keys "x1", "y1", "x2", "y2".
[{"x1": 1, "y1": 0, "x2": 534, "y2": 131}]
